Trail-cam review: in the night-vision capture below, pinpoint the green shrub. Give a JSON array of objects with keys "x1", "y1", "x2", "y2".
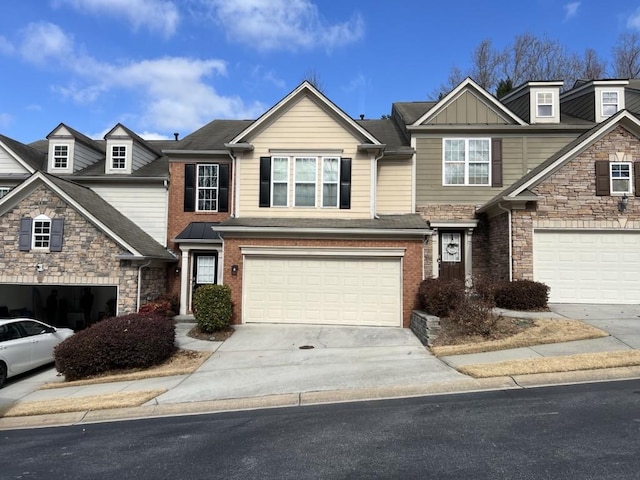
[
  {"x1": 54, "y1": 313, "x2": 176, "y2": 381},
  {"x1": 418, "y1": 278, "x2": 465, "y2": 317},
  {"x1": 494, "y1": 280, "x2": 549, "y2": 311},
  {"x1": 447, "y1": 296, "x2": 499, "y2": 337},
  {"x1": 193, "y1": 284, "x2": 233, "y2": 333}
]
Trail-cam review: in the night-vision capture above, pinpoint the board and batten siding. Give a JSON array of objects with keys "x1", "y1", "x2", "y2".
[
  {"x1": 426, "y1": 91, "x2": 510, "y2": 125},
  {"x1": 376, "y1": 159, "x2": 412, "y2": 214},
  {"x1": 415, "y1": 135, "x2": 579, "y2": 204},
  {"x1": 239, "y1": 96, "x2": 372, "y2": 218},
  {"x1": 92, "y1": 184, "x2": 168, "y2": 245},
  {"x1": 0, "y1": 146, "x2": 31, "y2": 174}
]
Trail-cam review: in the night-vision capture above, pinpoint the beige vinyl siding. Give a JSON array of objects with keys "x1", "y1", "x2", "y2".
[
  {"x1": 92, "y1": 184, "x2": 168, "y2": 245},
  {"x1": 0, "y1": 146, "x2": 31, "y2": 174},
  {"x1": 416, "y1": 135, "x2": 579, "y2": 204},
  {"x1": 376, "y1": 159, "x2": 412, "y2": 214},
  {"x1": 239, "y1": 96, "x2": 372, "y2": 218},
  {"x1": 427, "y1": 91, "x2": 510, "y2": 125}
]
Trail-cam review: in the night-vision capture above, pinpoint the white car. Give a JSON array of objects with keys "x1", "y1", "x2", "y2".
[{"x1": 0, "y1": 318, "x2": 74, "y2": 387}]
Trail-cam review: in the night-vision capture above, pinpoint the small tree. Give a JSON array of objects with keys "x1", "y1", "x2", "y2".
[{"x1": 192, "y1": 284, "x2": 233, "y2": 333}]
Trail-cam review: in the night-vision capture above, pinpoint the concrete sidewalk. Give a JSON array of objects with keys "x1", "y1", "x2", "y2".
[{"x1": 1, "y1": 304, "x2": 640, "y2": 430}]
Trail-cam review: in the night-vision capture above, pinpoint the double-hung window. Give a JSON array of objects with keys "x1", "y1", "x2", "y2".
[
  {"x1": 536, "y1": 92, "x2": 553, "y2": 117},
  {"x1": 322, "y1": 157, "x2": 340, "y2": 207},
  {"x1": 294, "y1": 157, "x2": 317, "y2": 207},
  {"x1": 0, "y1": 187, "x2": 9, "y2": 199},
  {"x1": 602, "y1": 92, "x2": 619, "y2": 117},
  {"x1": 197, "y1": 164, "x2": 218, "y2": 211},
  {"x1": 610, "y1": 162, "x2": 631, "y2": 194},
  {"x1": 53, "y1": 145, "x2": 68, "y2": 169},
  {"x1": 271, "y1": 157, "x2": 289, "y2": 206},
  {"x1": 111, "y1": 146, "x2": 127, "y2": 169},
  {"x1": 33, "y1": 215, "x2": 51, "y2": 249},
  {"x1": 443, "y1": 138, "x2": 490, "y2": 186}
]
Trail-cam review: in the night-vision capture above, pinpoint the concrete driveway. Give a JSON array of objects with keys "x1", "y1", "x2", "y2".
[{"x1": 155, "y1": 324, "x2": 466, "y2": 404}]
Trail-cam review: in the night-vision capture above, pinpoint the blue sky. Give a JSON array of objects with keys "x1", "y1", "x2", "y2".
[{"x1": 1, "y1": 0, "x2": 640, "y2": 143}]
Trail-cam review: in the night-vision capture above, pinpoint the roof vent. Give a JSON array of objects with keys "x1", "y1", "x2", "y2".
[
  {"x1": 173, "y1": 132, "x2": 179, "y2": 141},
  {"x1": 359, "y1": 114, "x2": 365, "y2": 120}
]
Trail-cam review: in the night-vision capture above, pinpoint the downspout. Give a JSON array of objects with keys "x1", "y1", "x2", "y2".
[
  {"x1": 227, "y1": 151, "x2": 237, "y2": 217},
  {"x1": 136, "y1": 259, "x2": 152, "y2": 312},
  {"x1": 372, "y1": 150, "x2": 384, "y2": 219},
  {"x1": 497, "y1": 203, "x2": 513, "y2": 281}
]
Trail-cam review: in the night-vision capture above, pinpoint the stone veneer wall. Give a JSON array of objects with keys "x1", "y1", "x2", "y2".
[
  {"x1": 511, "y1": 125, "x2": 640, "y2": 279},
  {"x1": 140, "y1": 265, "x2": 168, "y2": 305},
  {"x1": 0, "y1": 186, "x2": 141, "y2": 315}
]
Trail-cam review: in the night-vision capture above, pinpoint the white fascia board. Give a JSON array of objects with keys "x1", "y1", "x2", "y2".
[
  {"x1": 216, "y1": 226, "x2": 432, "y2": 236},
  {"x1": 229, "y1": 81, "x2": 381, "y2": 145},
  {"x1": 162, "y1": 149, "x2": 230, "y2": 155},
  {"x1": 240, "y1": 246, "x2": 407, "y2": 257},
  {"x1": 0, "y1": 140, "x2": 36, "y2": 174},
  {"x1": 510, "y1": 110, "x2": 640, "y2": 197},
  {"x1": 429, "y1": 220, "x2": 479, "y2": 229},
  {"x1": 412, "y1": 77, "x2": 527, "y2": 126},
  {"x1": 561, "y1": 79, "x2": 630, "y2": 101}
]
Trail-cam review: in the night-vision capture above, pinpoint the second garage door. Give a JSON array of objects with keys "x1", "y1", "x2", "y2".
[
  {"x1": 533, "y1": 230, "x2": 640, "y2": 303},
  {"x1": 243, "y1": 256, "x2": 402, "y2": 327}
]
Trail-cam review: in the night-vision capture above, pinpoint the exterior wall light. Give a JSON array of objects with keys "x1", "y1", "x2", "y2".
[
  {"x1": 231, "y1": 264, "x2": 239, "y2": 276},
  {"x1": 619, "y1": 193, "x2": 629, "y2": 212}
]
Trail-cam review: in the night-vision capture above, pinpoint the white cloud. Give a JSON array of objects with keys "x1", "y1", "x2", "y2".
[
  {"x1": 202, "y1": 0, "x2": 364, "y2": 51},
  {"x1": 53, "y1": 0, "x2": 180, "y2": 37},
  {"x1": 139, "y1": 131, "x2": 172, "y2": 140},
  {"x1": 628, "y1": 7, "x2": 640, "y2": 30},
  {"x1": 564, "y1": 2, "x2": 580, "y2": 20},
  {"x1": 18, "y1": 23, "x2": 74, "y2": 65}
]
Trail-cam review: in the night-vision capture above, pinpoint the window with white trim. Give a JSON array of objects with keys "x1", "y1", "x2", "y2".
[
  {"x1": 197, "y1": 164, "x2": 218, "y2": 211},
  {"x1": 443, "y1": 138, "x2": 490, "y2": 186},
  {"x1": 610, "y1": 162, "x2": 631, "y2": 194},
  {"x1": 33, "y1": 215, "x2": 51, "y2": 249},
  {"x1": 322, "y1": 157, "x2": 340, "y2": 207},
  {"x1": 111, "y1": 146, "x2": 127, "y2": 169},
  {"x1": 271, "y1": 157, "x2": 289, "y2": 207},
  {"x1": 0, "y1": 187, "x2": 9, "y2": 199},
  {"x1": 536, "y1": 92, "x2": 553, "y2": 117},
  {"x1": 53, "y1": 145, "x2": 69, "y2": 169},
  {"x1": 294, "y1": 157, "x2": 317, "y2": 207},
  {"x1": 602, "y1": 91, "x2": 619, "y2": 117}
]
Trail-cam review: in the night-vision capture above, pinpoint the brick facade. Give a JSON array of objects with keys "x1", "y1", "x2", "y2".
[{"x1": 221, "y1": 237, "x2": 424, "y2": 328}]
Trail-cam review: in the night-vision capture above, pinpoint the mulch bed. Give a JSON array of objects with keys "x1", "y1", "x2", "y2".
[
  {"x1": 431, "y1": 316, "x2": 534, "y2": 347},
  {"x1": 187, "y1": 325, "x2": 235, "y2": 342}
]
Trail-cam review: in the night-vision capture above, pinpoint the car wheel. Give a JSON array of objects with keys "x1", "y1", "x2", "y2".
[{"x1": 0, "y1": 362, "x2": 6, "y2": 388}]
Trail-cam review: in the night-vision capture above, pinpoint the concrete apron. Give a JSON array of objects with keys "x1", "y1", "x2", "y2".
[{"x1": 150, "y1": 324, "x2": 466, "y2": 405}]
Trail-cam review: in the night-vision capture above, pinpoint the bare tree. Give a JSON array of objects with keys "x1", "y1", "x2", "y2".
[
  {"x1": 613, "y1": 32, "x2": 640, "y2": 78},
  {"x1": 302, "y1": 68, "x2": 326, "y2": 93},
  {"x1": 470, "y1": 39, "x2": 503, "y2": 91},
  {"x1": 431, "y1": 65, "x2": 465, "y2": 99},
  {"x1": 580, "y1": 48, "x2": 607, "y2": 80}
]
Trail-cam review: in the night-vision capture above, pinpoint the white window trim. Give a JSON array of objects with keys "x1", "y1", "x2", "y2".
[
  {"x1": 321, "y1": 156, "x2": 340, "y2": 208},
  {"x1": 442, "y1": 138, "x2": 491, "y2": 186},
  {"x1": 293, "y1": 156, "x2": 318, "y2": 207},
  {"x1": 602, "y1": 91, "x2": 619, "y2": 118},
  {"x1": 0, "y1": 187, "x2": 10, "y2": 199},
  {"x1": 52, "y1": 144, "x2": 69, "y2": 169},
  {"x1": 610, "y1": 161, "x2": 632, "y2": 195},
  {"x1": 196, "y1": 164, "x2": 219, "y2": 212},
  {"x1": 271, "y1": 156, "x2": 290, "y2": 207},
  {"x1": 32, "y1": 214, "x2": 51, "y2": 250},
  {"x1": 110, "y1": 145, "x2": 127, "y2": 170},
  {"x1": 536, "y1": 92, "x2": 554, "y2": 118}
]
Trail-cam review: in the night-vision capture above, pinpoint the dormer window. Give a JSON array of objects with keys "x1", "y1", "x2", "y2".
[
  {"x1": 602, "y1": 92, "x2": 619, "y2": 117},
  {"x1": 111, "y1": 146, "x2": 127, "y2": 169},
  {"x1": 53, "y1": 145, "x2": 69, "y2": 169},
  {"x1": 536, "y1": 92, "x2": 553, "y2": 117}
]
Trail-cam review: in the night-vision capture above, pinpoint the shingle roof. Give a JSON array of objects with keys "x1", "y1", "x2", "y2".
[
  {"x1": 392, "y1": 102, "x2": 437, "y2": 124},
  {"x1": 43, "y1": 173, "x2": 175, "y2": 260},
  {"x1": 0, "y1": 135, "x2": 47, "y2": 171},
  {"x1": 356, "y1": 119, "x2": 411, "y2": 153},
  {"x1": 176, "y1": 120, "x2": 254, "y2": 150},
  {"x1": 48, "y1": 123, "x2": 104, "y2": 154}
]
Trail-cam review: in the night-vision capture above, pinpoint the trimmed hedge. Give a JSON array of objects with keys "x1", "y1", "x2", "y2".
[
  {"x1": 54, "y1": 313, "x2": 176, "y2": 381},
  {"x1": 494, "y1": 280, "x2": 549, "y2": 311},
  {"x1": 418, "y1": 278, "x2": 465, "y2": 317},
  {"x1": 192, "y1": 284, "x2": 232, "y2": 333}
]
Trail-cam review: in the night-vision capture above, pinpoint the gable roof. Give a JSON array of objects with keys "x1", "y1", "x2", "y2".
[
  {"x1": 172, "y1": 120, "x2": 254, "y2": 152},
  {"x1": 478, "y1": 109, "x2": 640, "y2": 213},
  {"x1": 104, "y1": 123, "x2": 163, "y2": 157},
  {"x1": 0, "y1": 172, "x2": 175, "y2": 260},
  {"x1": 228, "y1": 81, "x2": 381, "y2": 146},
  {"x1": 411, "y1": 77, "x2": 527, "y2": 127},
  {"x1": 46, "y1": 123, "x2": 105, "y2": 154},
  {"x1": 0, "y1": 134, "x2": 46, "y2": 172}
]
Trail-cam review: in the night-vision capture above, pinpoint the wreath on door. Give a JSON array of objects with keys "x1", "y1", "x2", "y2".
[{"x1": 446, "y1": 242, "x2": 459, "y2": 255}]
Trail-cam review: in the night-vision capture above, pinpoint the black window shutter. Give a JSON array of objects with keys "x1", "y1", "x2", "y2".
[
  {"x1": 634, "y1": 163, "x2": 640, "y2": 197},
  {"x1": 595, "y1": 160, "x2": 610, "y2": 196},
  {"x1": 50, "y1": 218, "x2": 64, "y2": 252},
  {"x1": 339, "y1": 158, "x2": 352, "y2": 209},
  {"x1": 259, "y1": 157, "x2": 271, "y2": 207},
  {"x1": 18, "y1": 218, "x2": 32, "y2": 251},
  {"x1": 184, "y1": 164, "x2": 195, "y2": 212},
  {"x1": 491, "y1": 138, "x2": 503, "y2": 188},
  {"x1": 218, "y1": 164, "x2": 229, "y2": 212}
]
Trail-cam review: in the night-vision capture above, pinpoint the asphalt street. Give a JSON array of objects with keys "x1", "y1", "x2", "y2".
[{"x1": 2, "y1": 379, "x2": 640, "y2": 479}]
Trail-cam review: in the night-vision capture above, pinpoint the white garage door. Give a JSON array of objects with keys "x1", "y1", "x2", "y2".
[
  {"x1": 243, "y1": 256, "x2": 402, "y2": 326},
  {"x1": 534, "y1": 230, "x2": 640, "y2": 303}
]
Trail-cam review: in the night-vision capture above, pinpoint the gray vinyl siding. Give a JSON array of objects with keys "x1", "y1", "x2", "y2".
[
  {"x1": 415, "y1": 135, "x2": 580, "y2": 204},
  {"x1": 427, "y1": 91, "x2": 510, "y2": 125},
  {"x1": 561, "y1": 93, "x2": 595, "y2": 121},
  {"x1": 74, "y1": 143, "x2": 102, "y2": 172},
  {"x1": 132, "y1": 143, "x2": 157, "y2": 171}
]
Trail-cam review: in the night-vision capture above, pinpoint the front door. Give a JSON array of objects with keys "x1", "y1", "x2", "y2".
[
  {"x1": 439, "y1": 231, "x2": 464, "y2": 281},
  {"x1": 192, "y1": 253, "x2": 218, "y2": 305}
]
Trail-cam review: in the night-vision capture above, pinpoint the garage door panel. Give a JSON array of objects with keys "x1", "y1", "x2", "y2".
[
  {"x1": 244, "y1": 256, "x2": 401, "y2": 326},
  {"x1": 534, "y1": 231, "x2": 640, "y2": 303}
]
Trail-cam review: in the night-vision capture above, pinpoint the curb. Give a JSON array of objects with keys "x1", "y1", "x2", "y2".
[{"x1": 2, "y1": 366, "x2": 640, "y2": 430}]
